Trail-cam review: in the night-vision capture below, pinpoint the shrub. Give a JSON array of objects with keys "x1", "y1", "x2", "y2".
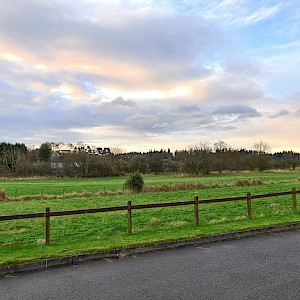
[{"x1": 124, "y1": 172, "x2": 144, "y2": 193}]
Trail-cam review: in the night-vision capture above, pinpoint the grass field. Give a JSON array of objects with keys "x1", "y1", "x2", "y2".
[
  {"x1": 0, "y1": 170, "x2": 299, "y2": 197},
  {"x1": 1, "y1": 171, "x2": 300, "y2": 266}
]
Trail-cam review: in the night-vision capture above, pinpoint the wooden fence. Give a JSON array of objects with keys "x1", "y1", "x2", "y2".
[{"x1": 0, "y1": 188, "x2": 299, "y2": 245}]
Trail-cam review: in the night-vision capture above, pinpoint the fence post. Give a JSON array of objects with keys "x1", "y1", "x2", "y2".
[
  {"x1": 292, "y1": 187, "x2": 297, "y2": 213},
  {"x1": 247, "y1": 192, "x2": 252, "y2": 219},
  {"x1": 127, "y1": 201, "x2": 132, "y2": 234},
  {"x1": 194, "y1": 196, "x2": 199, "y2": 226},
  {"x1": 45, "y1": 207, "x2": 50, "y2": 245}
]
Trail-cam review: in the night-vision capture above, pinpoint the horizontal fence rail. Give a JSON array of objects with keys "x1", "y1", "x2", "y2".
[
  {"x1": 0, "y1": 212, "x2": 45, "y2": 221},
  {"x1": 0, "y1": 188, "x2": 299, "y2": 245}
]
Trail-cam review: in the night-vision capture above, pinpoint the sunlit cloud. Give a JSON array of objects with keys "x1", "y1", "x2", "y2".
[{"x1": 0, "y1": 0, "x2": 300, "y2": 152}]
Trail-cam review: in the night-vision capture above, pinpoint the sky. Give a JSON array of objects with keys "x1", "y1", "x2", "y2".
[{"x1": 1, "y1": 0, "x2": 300, "y2": 153}]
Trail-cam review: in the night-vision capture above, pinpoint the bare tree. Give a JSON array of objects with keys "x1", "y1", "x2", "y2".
[
  {"x1": 185, "y1": 142, "x2": 212, "y2": 174},
  {"x1": 110, "y1": 146, "x2": 126, "y2": 155},
  {"x1": 213, "y1": 140, "x2": 231, "y2": 173},
  {"x1": 213, "y1": 140, "x2": 230, "y2": 152},
  {"x1": 251, "y1": 141, "x2": 272, "y2": 171},
  {"x1": 253, "y1": 141, "x2": 271, "y2": 154}
]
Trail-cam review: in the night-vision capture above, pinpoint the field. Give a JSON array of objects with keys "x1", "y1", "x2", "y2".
[
  {"x1": 1, "y1": 171, "x2": 300, "y2": 197},
  {"x1": 1, "y1": 171, "x2": 300, "y2": 266}
]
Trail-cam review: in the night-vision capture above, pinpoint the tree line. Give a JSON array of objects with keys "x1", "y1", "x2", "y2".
[{"x1": 0, "y1": 141, "x2": 299, "y2": 178}]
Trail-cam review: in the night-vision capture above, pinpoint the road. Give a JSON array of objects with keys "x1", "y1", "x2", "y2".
[{"x1": 1, "y1": 230, "x2": 300, "y2": 300}]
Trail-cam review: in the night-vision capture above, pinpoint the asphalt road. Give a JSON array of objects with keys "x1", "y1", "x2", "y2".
[{"x1": 1, "y1": 230, "x2": 300, "y2": 300}]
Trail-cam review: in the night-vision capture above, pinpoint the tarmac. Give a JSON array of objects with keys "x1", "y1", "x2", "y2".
[{"x1": 1, "y1": 221, "x2": 300, "y2": 277}]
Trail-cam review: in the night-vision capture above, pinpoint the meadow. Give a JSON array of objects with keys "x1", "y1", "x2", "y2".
[
  {"x1": 1, "y1": 170, "x2": 299, "y2": 197},
  {"x1": 1, "y1": 171, "x2": 300, "y2": 266}
]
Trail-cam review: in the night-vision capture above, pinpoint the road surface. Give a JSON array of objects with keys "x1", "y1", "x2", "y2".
[{"x1": 1, "y1": 230, "x2": 300, "y2": 299}]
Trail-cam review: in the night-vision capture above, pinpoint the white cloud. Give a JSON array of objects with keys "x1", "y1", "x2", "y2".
[{"x1": 235, "y1": 4, "x2": 282, "y2": 25}]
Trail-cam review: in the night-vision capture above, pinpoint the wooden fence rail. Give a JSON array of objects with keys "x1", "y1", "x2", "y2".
[{"x1": 0, "y1": 188, "x2": 299, "y2": 245}]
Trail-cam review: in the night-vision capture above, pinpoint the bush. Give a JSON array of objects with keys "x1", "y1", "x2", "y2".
[{"x1": 124, "y1": 172, "x2": 144, "y2": 193}]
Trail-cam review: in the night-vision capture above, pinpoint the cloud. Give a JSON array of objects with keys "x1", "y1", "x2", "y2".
[
  {"x1": 152, "y1": 122, "x2": 169, "y2": 129},
  {"x1": 178, "y1": 105, "x2": 201, "y2": 112},
  {"x1": 270, "y1": 109, "x2": 290, "y2": 119},
  {"x1": 192, "y1": 73, "x2": 264, "y2": 106},
  {"x1": 295, "y1": 108, "x2": 300, "y2": 116},
  {"x1": 213, "y1": 104, "x2": 261, "y2": 121},
  {"x1": 110, "y1": 97, "x2": 136, "y2": 107},
  {"x1": 199, "y1": 0, "x2": 282, "y2": 26},
  {"x1": 0, "y1": 0, "x2": 233, "y2": 88},
  {"x1": 237, "y1": 4, "x2": 282, "y2": 25},
  {"x1": 0, "y1": 0, "x2": 300, "y2": 152}
]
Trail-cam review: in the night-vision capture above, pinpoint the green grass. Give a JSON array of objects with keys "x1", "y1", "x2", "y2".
[
  {"x1": 0, "y1": 170, "x2": 299, "y2": 197},
  {"x1": 0, "y1": 171, "x2": 300, "y2": 266}
]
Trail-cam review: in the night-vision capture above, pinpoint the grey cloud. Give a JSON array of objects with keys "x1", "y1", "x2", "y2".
[
  {"x1": 97, "y1": 101, "x2": 252, "y2": 134},
  {"x1": 0, "y1": 80, "x2": 42, "y2": 108},
  {"x1": 203, "y1": 124, "x2": 236, "y2": 131},
  {"x1": 178, "y1": 105, "x2": 201, "y2": 112},
  {"x1": 0, "y1": 92, "x2": 121, "y2": 135},
  {"x1": 1, "y1": 0, "x2": 293, "y2": 148},
  {"x1": 87, "y1": 14, "x2": 226, "y2": 67},
  {"x1": 203, "y1": 76, "x2": 264, "y2": 104},
  {"x1": 90, "y1": 97, "x2": 138, "y2": 114},
  {"x1": 0, "y1": 87, "x2": 259, "y2": 144},
  {"x1": 125, "y1": 108, "x2": 187, "y2": 133},
  {"x1": 124, "y1": 104, "x2": 236, "y2": 134},
  {"x1": 152, "y1": 123, "x2": 168, "y2": 129},
  {"x1": 270, "y1": 109, "x2": 290, "y2": 119},
  {"x1": 295, "y1": 109, "x2": 300, "y2": 116},
  {"x1": 110, "y1": 97, "x2": 136, "y2": 107},
  {"x1": 220, "y1": 125, "x2": 236, "y2": 131},
  {"x1": 0, "y1": 59, "x2": 68, "y2": 104},
  {"x1": 0, "y1": 1, "x2": 73, "y2": 60},
  {"x1": 125, "y1": 113, "x2": 168, "y2": 133},
  {"x1": 213, "y1": 104, "x2": 261, "y2": 120},
  {"x1": 0, "y1": 1, "x2": 232, "y2": 84},
  {"x1": 91, "y1": 101, "x2": 137, "y2": 115},
  {"x1": 173, "y1": 114, "x2": 214, "y2": 129}
]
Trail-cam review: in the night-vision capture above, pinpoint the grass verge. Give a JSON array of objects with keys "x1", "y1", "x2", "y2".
[{"x1": 1, "y1": 215, "x2": 300, "y2": 266}]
